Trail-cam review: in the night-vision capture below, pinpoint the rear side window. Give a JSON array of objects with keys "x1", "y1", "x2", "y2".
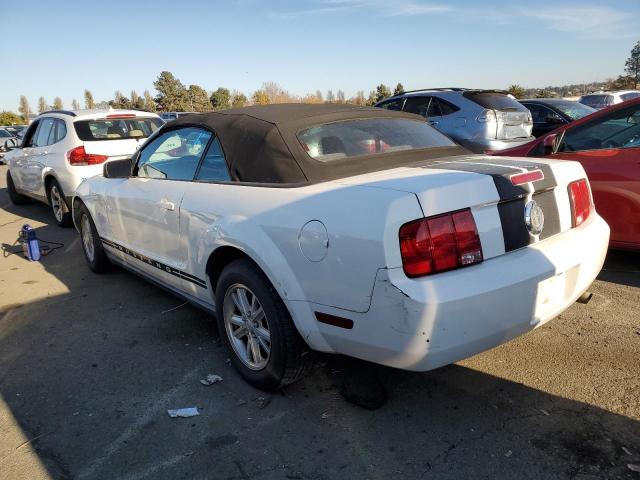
[
  {"x1": 74, "y1": 117, "x2": 162, "y2": 141},
  {"x1": 297, "y1": 118, "x2": 456, "y2": 162},
  {"x1": 195, "y1": 137, "x2": 231, "y2": 182},
  {"x1": 620, "y1": 92, "x2": 640, "y2": 102},
  {"x1": 464, "y1": 91, "x2": 526, "y2": 111},
  {"x1": 54, "y1": 119, "x2": 67, "y2": 143},
  {"x1": 377, "y1": 98, "x2": 405, "y2": 111},
  {"x1": 403, "y1": 96, "x2": 430, "y2": 117},
  {"x1": 432, "y1": 98, "x2": 460, "y2": 116},
  {"x1": 580, "y1": 95, "x2": 613, "y2": 109}
]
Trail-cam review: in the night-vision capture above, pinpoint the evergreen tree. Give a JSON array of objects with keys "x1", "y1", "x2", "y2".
[
  {"x1": 252, "y1": 90, "x2": 270, "y2": 105},
  {"x1": 231, "y1": 92, "x2": 248, "y2": 108},
  {"x1": 210, "y1": 87, "x2": 231, "y2": 110},
  {"x1": 625, "y1": 40, "x2": 640, "y2": 88},
  {"x1": 393, "y1": 83, "x2": 405, "y2": 96},
  {"x1": 374, "y1": 84, "x2": 391, "y2": 102},
  {"x1": 187, "y1": 85, "x2": 212, "y2": 112},
  {"x1": 507, "y1": 84, "x2": 526, "y2": 99},
  {"x1": 153, "y1": 71, "x2": 189, "y2": 111}
]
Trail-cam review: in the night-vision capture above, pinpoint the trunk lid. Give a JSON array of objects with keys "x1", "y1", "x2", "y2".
[{"x1": 338, "y1": 155, "x2": 571, "y2": 259}]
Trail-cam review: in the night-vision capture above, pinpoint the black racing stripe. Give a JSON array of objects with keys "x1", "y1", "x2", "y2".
[
  {"x1": 426, "y1": 161, "x2": 529, "y2": 201},
  {"x1": 100, "y1": 238, "x2": 207, "y2": 288},
  {"x1": 418, "y1": 158, "x2": 562, "y2": 253}
]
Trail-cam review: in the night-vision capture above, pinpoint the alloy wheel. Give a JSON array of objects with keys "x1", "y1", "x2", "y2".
[
  {"x1": 80, "y1": 214, "x2": 95, "y2": 262},
  {"x1": 223, "y1": 284, "x2": 271, "y2": 370}
]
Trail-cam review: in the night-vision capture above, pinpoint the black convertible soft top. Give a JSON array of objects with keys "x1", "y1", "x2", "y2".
[{"x1": 168, "y1": 103, "x2": 467, "y2": 185}]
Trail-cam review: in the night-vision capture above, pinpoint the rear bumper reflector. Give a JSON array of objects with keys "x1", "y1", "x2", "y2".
[{"x1": 315, "y1": 312, "x2": 354, "y2": 329}]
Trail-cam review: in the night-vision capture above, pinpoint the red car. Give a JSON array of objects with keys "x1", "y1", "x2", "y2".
[{"x1": 496, "y1": 97, "x2": 640, "y2": 251}]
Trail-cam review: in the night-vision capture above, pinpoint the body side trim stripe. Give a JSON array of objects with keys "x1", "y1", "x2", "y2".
[{"x1": 100, "y1": 238, "x2": 207, "y2": 288}]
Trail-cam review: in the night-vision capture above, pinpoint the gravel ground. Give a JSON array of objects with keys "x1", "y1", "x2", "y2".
[{"x1": 0, "y1": 164, "x2": 638, "y2": 480}]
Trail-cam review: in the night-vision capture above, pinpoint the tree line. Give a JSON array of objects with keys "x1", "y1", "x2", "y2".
[
  {"x1": 5, "y1": 73, "x2": 405, "y2": 125},
  {"x1": 3, "y1": 40, "x2": 638, "y2": 125}
]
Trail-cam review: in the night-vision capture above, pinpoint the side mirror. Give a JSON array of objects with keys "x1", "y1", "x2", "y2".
[
  {"x1": 543, "y1": 133, "x2": 558, "y2": 155},
  {"x1": 3, "y1": 138, "x2": 18, "y2": 150},
  {"x1": 103, "y1": 158, "x2": 132, "y2": 179},
  {"x1": 546, "y1": 115, "x2": 564, "y2": 125}
]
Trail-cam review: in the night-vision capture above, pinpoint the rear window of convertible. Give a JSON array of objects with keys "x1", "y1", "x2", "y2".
[
  {"x1": 74, "y1": 117, "x2": 163, "y2": 141},
  {"x1": 297, "y1": 118, "x2": 455, "y2": 161}
]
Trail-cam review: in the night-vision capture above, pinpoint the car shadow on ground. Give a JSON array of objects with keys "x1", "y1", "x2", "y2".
[
  {"x1": 1, "y1": 193, "x2": 639, "y2": 479},
  {"x1": 597, "y1": 249, "x2": 640, "y2": 288}
]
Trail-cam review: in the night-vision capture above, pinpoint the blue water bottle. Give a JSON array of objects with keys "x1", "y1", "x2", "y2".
[{"x1": 21, "y1": 224, "x2": 41, "y2": 262}]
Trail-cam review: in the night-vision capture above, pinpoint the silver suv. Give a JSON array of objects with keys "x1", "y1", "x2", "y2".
[{"x1": 376, "y1": 88, "x2": 534, "y2": 153}]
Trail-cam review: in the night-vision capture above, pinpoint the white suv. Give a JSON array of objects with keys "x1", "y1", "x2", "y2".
[
  {"x1": 5, "y1": 109, "x2": 163, "y2": 226},
  {"x1": 578, "y1": 90, "x2": 640, "y2": 109}
]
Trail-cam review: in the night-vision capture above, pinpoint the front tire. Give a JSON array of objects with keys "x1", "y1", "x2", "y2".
[
  {"x1": 215, "y1": 259, "x2": 309, "y2": 391},
  {"x1": 78, "y1": 204, "x2": 110, "y2": 273},
  {"x1": 47, "y1": 179, "x2": 72, "y2": 227},
  {"x1": 6, "y1": 171, "x2": 30, "y2": 205}
]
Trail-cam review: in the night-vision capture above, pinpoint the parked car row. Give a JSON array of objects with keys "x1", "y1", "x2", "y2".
[
  {"x1": 579, "y1": 90, "x2": 640, "y2": 110},
  {"x1": 4, "y1": 109, "x2": 163, "y2": 225},
  {"x1": 376, "y1": 88, "x2": 535, "y2": 153},
  {"x1": 1, "y1": 94, "x2": 636, "y2": 393}
]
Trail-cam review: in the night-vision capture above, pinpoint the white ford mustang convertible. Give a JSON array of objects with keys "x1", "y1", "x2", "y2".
[{"x1": 73, "y1": 104, "x2": 609, "y2": 390}]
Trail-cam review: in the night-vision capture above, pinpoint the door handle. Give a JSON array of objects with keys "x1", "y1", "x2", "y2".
[{"x1": 159, "y1": 199, "x2": 175, "y2": 211}]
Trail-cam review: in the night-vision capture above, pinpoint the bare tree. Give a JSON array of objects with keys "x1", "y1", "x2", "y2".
[
  {"x1": 19, "y1": 95, "x2": 31, "y2": 121},
  {"x1": 38, "y1": 96, "x2": 48, "y2": 113},
  {"x1": 84, "y1": 89, "x2": 95, "y2": 109},
  {"x1": 72, "y1": 99, "x2": 80, "y2": 110}
]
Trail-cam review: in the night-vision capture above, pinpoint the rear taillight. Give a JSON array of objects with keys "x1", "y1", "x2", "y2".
[
  {"x1": 476, "y1": 109, "x2": 497, "y2": 123},
  {"x1": 399, "y1": 208, "x2": 483, "y2": 278},
  {"x1": 67, "y1": 146, "x2": 108, "y2": 166},
  {"x1": 568, "y1": 179, "x2": 592, "y2": 227}
]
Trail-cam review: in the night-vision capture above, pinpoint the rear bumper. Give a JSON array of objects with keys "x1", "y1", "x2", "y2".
[
  {"x1": 473, "y1": 137, "x2": 536, "y2": 153},
  {"x1": 313, "y1": 214, "x2": 609, "y2": 371}
]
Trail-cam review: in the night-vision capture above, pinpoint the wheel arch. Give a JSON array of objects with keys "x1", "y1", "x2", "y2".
[{"x1": 203, "y1": 242, "x2": 331, "y2": 352}]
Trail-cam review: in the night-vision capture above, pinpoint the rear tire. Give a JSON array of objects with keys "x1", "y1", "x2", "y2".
[
  {"x1": 6, "y1": 171, "x2": 30, "y2": 205},
  {"x1": 78, "y1": 204, "x2": 110, "y2": 273},
  {"x1": 215, "y1": 259, "x2": 310, "y2": 391},
  {"x1": 47, "y1": 179, "x2": 73, "y2": 227}
]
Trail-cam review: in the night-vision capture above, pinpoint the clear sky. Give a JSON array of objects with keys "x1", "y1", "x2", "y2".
[{"x1": 1, "y1": 0, "x2": 638, "y2": 111}]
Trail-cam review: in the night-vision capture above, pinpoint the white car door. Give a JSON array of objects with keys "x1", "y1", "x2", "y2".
[
  {"x1": 22, "y1": 117, "x2": 55, "y2": 195},
  {"x1": 10, "y1": 120, "x2": 40, "y2": 192},
  {"x1": 104, "y1": 127, "x2": 213, "y2": 291}
]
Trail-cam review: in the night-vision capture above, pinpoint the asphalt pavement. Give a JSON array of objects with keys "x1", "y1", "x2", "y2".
[{"x1": 0, "y1": 165, "x2": 638, "y2": 480}]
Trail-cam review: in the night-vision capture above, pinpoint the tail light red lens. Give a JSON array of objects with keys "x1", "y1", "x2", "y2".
[
  {"x1": 67, "y1": 146, "x2": 108, "y2": 166},
  {"x1": 568, "y1": 178, "x2": 592, "y2": 227},
  {"x1": 399, "y1": 208, "x2": 483, "y2": 278}
]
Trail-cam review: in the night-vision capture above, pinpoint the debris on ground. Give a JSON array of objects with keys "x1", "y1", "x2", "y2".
[
  {"x1": 200, "y1": 374, "x2": 223, "y2": 386},
  {"x1": 236, "y1": 399, "x2": 247, "y2": 406},
  {"x1": 622, "y1": 446, "x2": 633, "y2": 455},
  {"x1": 504, "y1": 450, "x2": 513, "y2": 458},
  {"x1": 628, "y1": 464, "x2": 640, "y2": 473},
  {"x1": 540, "y1": 409, "x2": 550, "y2": 416},
  {"x1": 167, "y1": 407, "x2": 199, "y2": 418},
  {"x1": 255, "y1": 396, "x2": 271, "y2": 409},
  {"x1": 321, "y1": 412, "x2": 332, "y2": 419}
]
